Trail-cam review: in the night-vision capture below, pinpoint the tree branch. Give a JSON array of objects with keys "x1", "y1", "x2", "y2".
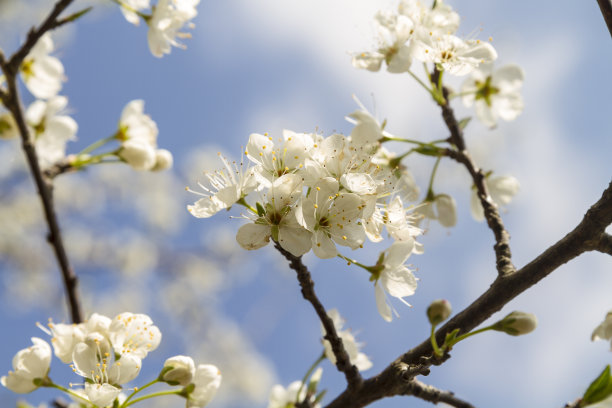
[
  {"x1": 597, "y1": 0, "x2": 612, "y2": 38},
  {"x1": 274, "y1": 242, "x2": 363, "y2": 391},
  {"x1": 325, "y1": 179, "x2": 612, "y2": 408},
  {"x1": 0, "y1": 0, "x2": 83, "y2": 324},
  {"x1": 594, "y1": 232, "x2": 612, "y2": 255},
  {"x1": 404, "y1": 379, "x2": 475, "y2": 408}
]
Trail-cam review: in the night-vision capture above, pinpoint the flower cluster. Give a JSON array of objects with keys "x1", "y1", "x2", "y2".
[
  {"x1": 188, "y1": 106, "x2": 422, "y2": 320},
  {"x1": 354, "y1": 0, "x2": 524, "y2": 128},
  {"x1": 1, "y1": 313, "x2": 221, "y2": 408},
  {"x1": 117, "y1": 0, "x2": 200, "y2": 57}
]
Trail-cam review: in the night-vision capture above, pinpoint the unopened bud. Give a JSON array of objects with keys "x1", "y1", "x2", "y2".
[
  {"x1": 0, "y1": 113, "x2": 17, "y2": 140},
  {"x1": 160, "y1": 355, "x2": 195, "y2": 386},
  {"x1": 492, "y1": 311, "x2": 537, "y2": 336},
  {"x1": 120, "y1": 139, "x2": 156, "y2": 171},
  {"x1": 151, "y1": 148, "x2": 173, "y2": 171},
  {"x1": 427, "y1": 299, "x2": 452, "y2": 325}
]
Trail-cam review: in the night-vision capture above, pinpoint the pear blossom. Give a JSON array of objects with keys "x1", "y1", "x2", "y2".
[
  {"x1": 186, "y1": 364, "x2": 222, "y2": 408},
  {"x1": 236, "y1": 173, "x2": 312, "y2": 256},
  {"x1": 20, "y1": 33, "x2": 64, "y2": 99},
  {"x1": 414, "y1": 35, "x2": 497, "y2": 76},
  {"x1": 117, "y1": 100, "x2": 166, "y2": 171},
  {"x1": 416, "y1": 193, "x2": 457, "y2": 228},
  {"x1": 119, "y1": 0, "x2": 150, "y2": 25},
  {"x1": 364, "y1": 196, "x2": 422, "y2": 243},
  {"x1": 470, "y1": 175, "x2": 520, "y2": 222},
  {"x1": 161, "y1": 355, "x2": 195, "y2": 386},
  {"x1": 268, "y1": 370, "x2": 322, "y2": 408},
  {"x1": 108, "y1": 312, "x2": 161, "y2": 359},
  {"x1": 398, "y1": 0, "x2": 460, "y2": 37},
  {"x1": 352, "y1": 11, "x2": 415, "y2": 73},
  {"x1": 1, "y1": 338, "x2": 51, "y2": 394},
  {"x1": 461, "y1": 63, "x2": 525, "y2": 128},
  {"x1": 72, "y1": 333, "x2": 142, "y2": 406},
  {"x1": 245, "y1": 130, "x2": 314, "y2": 183},
  {"x1": 147, "y1": 0, "x2": 200, "y2": 58},
  {"x1": 592, "y1": 310, "x2": 612, "y2": 349},
  {"x1": 187, "y1": 152, "x2": 258, "y2": 218},
  {"x1": 373, "y1": 241, "x2": 418, "y2": 322},
  {"x1": 152, "y1": 148, "x2": 174, "y2": 171},
  {"x1": 322, "y1": 309, "x2": 372, "y2": 371},
  {"x1": 297, "y1": 177, "x2": 365, "y2": 259},
  {"x1": 25, "y1": 96, "x2": 77, "y2": 169}
]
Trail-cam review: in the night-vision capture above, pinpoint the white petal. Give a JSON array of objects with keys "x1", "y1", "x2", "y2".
[
  {"x1": 85, "y1": 383, "x2": 121, "y2": 407},
  {"x1": 236, "y1": 223, "x2": 270, "y2": 251},
  {"x1": 375, "y1": 283, "x2": 393, "y2": 322}
]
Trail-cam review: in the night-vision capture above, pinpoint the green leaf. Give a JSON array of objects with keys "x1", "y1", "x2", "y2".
[
  {"x1": 60, "y1": 7, "x2": 93, "y2": 23},
  {"x1": 458, "y1": 117, "x2": 472, "y2": 130},
  {"x1": 583, "y1": 365, "x2": 612, "y2": 406}
]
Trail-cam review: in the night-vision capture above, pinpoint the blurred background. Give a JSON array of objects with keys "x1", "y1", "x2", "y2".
[{"x1": 0, "y1": 0, "x2": 611, "y2": 407}]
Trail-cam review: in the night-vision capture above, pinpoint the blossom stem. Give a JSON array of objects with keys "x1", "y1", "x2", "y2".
[
  {"x1": 49, "y1": 382, "x2": 91, "y2": 405},
  {"x1": 426, "y1": 156, "x2": 442, "y2": 198},
  {"x1": 236, "y1": 197, "x2": 258, "y2": 214},
  {"x1": 77, "y1": 133, "x2": 118, "y2": 156},
  {"x1": 124, "y1": 389, "x2": 183, "y2": 406},
  {"x1": 72, "y1": 151, "x2": 119, "y2": 168},
  {"x1": 380, "y1": 136, "x2": 423, "y2": 144},
  {"x1": 295, "y1": 351, "x2": 326, "y2": 405},
  {"x1": 120, "y1": 379, "x2": 160, "y2": 407},
  {"x1": 444, "y1": 325, "x2": 494, "y2": 349},
  {"x1": 430, "y1": 325, "x2": 443, "y2": 357},
  {"x1": 337, "y1": 253, "x2": 371, "y2": 272},
  {"x1": 406, "y1": 69, "x2": 441, "y2": 103}
]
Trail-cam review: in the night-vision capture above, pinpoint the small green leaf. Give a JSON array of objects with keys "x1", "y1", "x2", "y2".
[
  {"x1": 583, "y1": 365, "x2": 612, "y2": 406},
  {"x1": 61, "y1": 7, "x2": 93, "y2": 23},
  {"x1": 458, "y1": 117, "x2": 472, "y2": 130},
  {"x1": 256, "y1": 202, "x2": 266, "y2": 217}
]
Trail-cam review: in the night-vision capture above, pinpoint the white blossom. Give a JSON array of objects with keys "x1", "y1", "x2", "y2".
[
  {"x1": 236, "y1": 173, "x2": 312, "y2": 256},
  {"x1": 20, "y1": 33, "x2": 64, "y2": 99},
  {"x1": 374, "y1": 241, "x2": 418, "y2": 322},
  {"x1": 592, "y1": 311, "x2": 612, "y2": 349},
  {"x1": 117, "y1": 100, "x2": 161, "y2": 171},
  {"x1": 414, "y1": 35, "x2": 497, "y2": 76},
  {"x1": 1, "y1": 338, "x2": 51, "y2": 394},
  {"x1": 108, "y1": 312, "x2": 161, "y2": 359},
  {"x1": 352, "y1": 11, "x2": 415, "y2": 73},
  {"x1": 322, "y1": 309, "x2": 372, "y2": 371},
  {"x1": 25, "y1": 96, "x2": 77, "y2": 169},
  {"x1": 398, "y1": 0, "x2": 460, "y2": 37},
  {"x1": 186, "y1": 364, "x2": 222, "y2": 408},
  {"x1": 461, "y1": 63, "x2": 525, "y2": 128},
  {"x1": 147, "y1": 0, "x2": 200, "y2": 58},
  {"x1": 188, "y1": 152, "x2": 258, "y2": 218},
  {"x1": 161, "y1": 355, "x2": 195, "y2": 386},
  {"x1": 470, "y1": 175, "x2": 520, "y2": 222},
  {"x1": 297, "y1": 177, "x2": 365, "y2": 259}
]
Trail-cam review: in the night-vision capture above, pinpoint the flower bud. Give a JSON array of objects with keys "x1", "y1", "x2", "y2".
[
  {"x1": 119, "y1": 139, "x2": 156, "y2": 171},
  {"x1": 160, "y1": 355, "x2": 195, "y2": 386},
  {"x1": 0, "y1": 113, "x2": 18, "y2": 140},
  {"x1": 427, "y1": 299, "x2": 452, "y2": 325},
  {"x1": 492, "y1": 311, "x2": 537, "y2": 336},
  {"x1": 151, "y1": 148, "x2": 173, "y2": 171}
]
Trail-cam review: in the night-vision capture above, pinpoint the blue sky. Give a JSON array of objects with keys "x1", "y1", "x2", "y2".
[{"x1": 1, "y1": 1, "x2": 612, "y2": 407}]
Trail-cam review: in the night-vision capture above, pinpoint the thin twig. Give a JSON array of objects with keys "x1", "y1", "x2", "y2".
[
  {"x1": 430, "y1": 68, "x2": 515, "y2": 277},
  {"x1": 597, "y1": 0, "x2": 612, "y2": 38},
  {"x1": 405, "y1": 379, "x2": 475, "y2": 408},
  {"x1": 325, "y1": 180, "x2": 612, "y2": 408},
  {"x1": 0, "y1": 0, "x2": 83, "y2": 324},
  {"x1": 274, "y1": 242, "x2": 363, "y2": 391}
]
